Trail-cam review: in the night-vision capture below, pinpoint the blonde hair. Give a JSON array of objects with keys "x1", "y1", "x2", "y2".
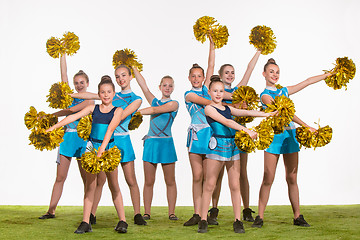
[{"x1": 73, "y1": 70, "x2": 89, "y2": 83}]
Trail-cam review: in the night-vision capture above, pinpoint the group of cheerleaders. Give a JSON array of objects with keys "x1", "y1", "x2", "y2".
[{"x1": 38, "y1": 38, "x2": 333, "y2": 234}]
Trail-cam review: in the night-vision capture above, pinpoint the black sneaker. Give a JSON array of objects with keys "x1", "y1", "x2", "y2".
[
  {"x1": 243, "y1": 208, "x2": 255, "y2": 222},
  {"x1": 197, "y1": 220, "x2": 208, "y2": 233},
  {"x1": 74, "y1": 221, "x2": 92, "y2": 234},
  {"x1": 207, "y1": 207, "x2": 219, "y2": 225},
  {"x1": 134, "y1": 213, "x2": 147, "y2": 225},
  {"x1": 183, "y1": 213, "x2": 201, "y2": 226},
  {"x1": 294, "y1": 215, "x2": 310, "y2": 227},
  {"x1": 143, "y1": 214, "x2": 151, "y2": 220},
  {"x1": 233, "y1": 219, "x2": 245, "y2": 233},
  {"x1": 251, "y1": 215, "x2": 263, "y2": 228},
  {"x1": 90, "y1": 213, "x2": 96, "y2": 225},
  {"x1": 39, "y1": 212, "x2": 55, "y2": 219},
  {"x1": 115, "y1": 220, "x2": 128, "y2": 233}
]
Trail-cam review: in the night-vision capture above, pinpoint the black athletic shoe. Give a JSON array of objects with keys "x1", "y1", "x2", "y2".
[
  {"x1": 74, "y1": 221, "x2": 92, "y2": 234},
  {"x1": 115, "y1": 220, "x2": 128, "y2": 233},
  {"x1": 252, "y1": 215, "x2": 263, "y2": 228},
  {"x1": 183, "y1": 213, "x2": 201, "y2": 226},
  {"x1": 90, "y1": 213, "x2": 96, "y2": 225},
  {"x1": 169, "y1": 214, "x2": 179, "y2": 221},
  {"x1": 134, "y1": 213, "x2": 147, "y2": 225},
  {"x1": 294, "y1": 215, "x2": 310, "y2": 227},
  {"x1": 197, "y1": 220, "x2": 208, "y2": 233},
  {"x1": 233, "y1": 219, "x2": 245, "y2": 233},
  {"x1": 143, "y1": 214, "x2": 151, "y2": 220},
  {"x1": 207, "y1": 207, "x2": 219, "y2": 225},
  {"x1": 39, "y1": 212, "x2": 55, "y2": 219},
  {"x1": 243, "y1": 208, "x2": 255, "y2": 222}
]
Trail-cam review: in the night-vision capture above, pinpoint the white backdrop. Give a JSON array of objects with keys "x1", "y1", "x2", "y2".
[{"x1": 1, "y1": 0, "x2": 359, "y2": 207}]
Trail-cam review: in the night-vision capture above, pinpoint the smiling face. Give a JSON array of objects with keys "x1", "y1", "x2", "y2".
[
  {"x1": 263, "y1": 64, "x2": 280, "y2": 86},
  {"x1": 209, "y1": 81, "x2": 225, "y2": 104},
  {"x1": 159, "y1": 77, "x2": 174, "y2": 98},
  {"x1": 115, "y1": 67, "x2": 132, "y2": 90},
  {"x1": 219, "y1": 65, "x2": 235, "y2": 85},
  {"x1": 98, "y1": 83, "x2": 115, "y2": 105},
  {"x1": 188, "y1": 68, "x2": 205, "y2": 88},
  {"x1": 73, "y1": 75, "x2": 89, "y2": 93}
]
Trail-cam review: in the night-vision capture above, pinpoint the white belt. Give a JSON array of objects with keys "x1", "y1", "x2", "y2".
[
  {"x1": 142, "y1": 135, "x2": 172, "y2": 141},
  {"x1": 114, "y1": 132, "x2": 130, "y2": 136},
  {"x1": 187, "y1": 123, "x2": 209, "y2": 141},
  {"x1": 65, "y1": 128, "x2": 77, "y2": 133}
]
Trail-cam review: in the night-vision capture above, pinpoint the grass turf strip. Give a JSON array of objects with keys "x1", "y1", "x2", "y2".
[{"x1": 0, "y1": 205, "x2": 359, "y2": 240}]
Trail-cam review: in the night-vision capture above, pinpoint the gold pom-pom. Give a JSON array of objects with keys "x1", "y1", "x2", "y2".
[
  {"x1": 46, "y1": 82, "x2": 74, "y2": 109},
  {"x1": 249, "y1": 25, "x2": 277, "y2": 55},
  {"x1": 193, "y1": 16, "x2": 229, "y2": 49},
  {"x1": 275, "y1": 84, "x2": 283, "y2": 89},
  {"x1": 81, "y1": 149, "x2": 103, "y2": 174},
  {"x1": 112, "y1": 48, "x2": 143, "y2": 75},
  {"x1": 255, "y1": 119, "x2": 275, "y2": 150},
  {"x1": 128, "y1": 112, "x2": 143, "y2": 130},
  {"x1": 265, "y1": 96, "x2": 295, "y2": 134},
  {"x1": 61, "y1": 31, "x2": 80, "y2": 56},
  {"x1": 29, "y1": 127, "x2": 64, "y2": 151},
  {"x1": 324, "y1": 57, "x2": 356, "y2": 90},
  {"x1": 77, "y1": 115, "x2": 92, "y2": 141},
  {"x1": 232, "y1": 86, "x2": 259, "y2": 124},
  {"x1": 24, "y1": 106, "x2": 39, "y2": 130},
  {"x1": 295, "y1": 126, "x2": 313, "y2": 149},
  {"x1": 46, "y1": 37, "x2": 65, "y2": 58},
  {"x1": 101, "y1": 146, "x2": 121, "y2": 172},
  {"x1": 24, "y1": 106, "x2": 58, "y2": 130},
  {"x1": 312, "y1": 125, "x2": 333, "y2": 149},
  {"x1": 235, "y1": 130, "x2": 256, "y2": 153}
]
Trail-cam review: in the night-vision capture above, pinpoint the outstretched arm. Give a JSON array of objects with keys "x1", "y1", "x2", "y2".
[
  {"x1": 121, "y1": 99, "x2": 142, "y2": 120},
  {"x1": 236, "y1": 49, "x2": 262, "y2": 87},
  {"x1": 70, "y1": 92, "x2": 100, "y2": 100},
  {"x1": 292, "y1": 115, "x2": 316, "y2": 132},
  {"x1": 52, "y1": 100, "x2": 94, "y2": 117},
  {"x1": 97, "y1": 107, "x2": 123, "y2": 157},
  {"x1": 287, "y1": 72, "x2": 333, "y2": 95},
  {"x1": 60, "y1": 55, "x2": 69, "y2": 84},
  {"x1": 229, "y1": 106, "x2": 276, "y2": 118},
  {"x1": 185, "y1": 92, "x2": 212, "y2": 106},
  {"x1": 139, "y1": 101, "x2": 178, "y2": 115},
  {"x1": 203, "y1": 37, "x2": 215, "y2": 89},
  {"x1": 133, "y1": 67, "x2": 155, "y2": 104},
  {"x1": 47, "y1": 104, "x2": 94, "y2": 132}
]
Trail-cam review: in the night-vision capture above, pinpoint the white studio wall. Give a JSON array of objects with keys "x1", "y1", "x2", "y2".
[{"x1": 0, "y1": 0, "x2": 359, "y2": 207}]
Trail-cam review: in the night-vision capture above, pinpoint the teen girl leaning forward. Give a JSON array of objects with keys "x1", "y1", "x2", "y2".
[
  {"x1": 208, "y1": 49, "x2": 262, "y2": 223},
  {"x1": 71, "y1": 65, "x2": 147, "y2": 225},
  {"x1": 47, "y1": 76, "x2": 128, "y2": 234},
  {"x1": 198, "y1": 76, "x2": 276, "y2": 234},
  {"x1": 252, "y1": 58, "x2": 333, "y2": 228},
  {"x1": 133, "y1": 67, "x2": 179, "y2": 221},
  {"x1": 39, "y1": 55, "x2": 93, "y2": 220}
]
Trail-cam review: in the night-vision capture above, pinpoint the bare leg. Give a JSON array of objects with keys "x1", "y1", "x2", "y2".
[
  {"x1": 257, "y1": 152, "x2": 280, "y2": 219},
  {"x1": 82, "y1": 172, "x2": 97, "y2": 223},
  {"x1": 77, "y1": 158, "x2": 87, "y2": 186},
  {"x1": 239, "y1": 153, "x2": 249, "y2": 209},
  {"x1": 121, "y1": 161, "x2": 141, "y2": 215},
  {"x1": 162, "y1": 163, "x2": 177, "y2": 216},
  {"x1": 225, "y1": 160, "x2": 241, "y2": 221},
  {"x1": 283, "y1": 152, "x2": 300, "y2": 219},
  {"x1": 188, "y1": 153, "x2": 205, "y2": 214},
  {"x1": 91, "y1": 171, "x2": 106, "y2": 216},
  {"x1": 211, "y1": 165, "x2": 224, "y2": 208},
  {"x1": 143, "y1": 161, "x2": 157, "y2": 216},
  {"x1": 106, "y1": 168, "x2": 126, "y2": 221}
]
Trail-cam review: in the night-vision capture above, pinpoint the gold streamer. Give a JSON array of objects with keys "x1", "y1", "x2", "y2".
[
  {"x1": 235, "y1": 130, "x2": 256, "y2": 153},
  {"x1": 265, "y1": 96, "x2": 295, "y2": 134},
  {"x1": 295, "y1": 126, "x2": 313, "y2": 149},
  {"x1": 46, "y1": 82, "x2": 74, "y2": 109},
  {"x1": 112, "y1": 48, "x2": 143, "y2": 76},
  {"x1": 128, "y1": 112, "x2": 143, "y2": 130},
  {"x1": 29, "y1": 127, "x2": 64, "y2": 151},
  {"x1": 324, "y1": 57, "x2": 356, "y2": 90},
  {"x1": 232, "y1": 86, "x2": 259, "y2": 124},
  {"x1": 61, "y1": 31, "x2": 80, "y2": 56},
  {"x1": 255, "y1": 119, "x2": 275, "y2": 150},
  {"x1": 102, "y1": 146, "x2": 121, "y2": 172},
  {"x1": 77, "y1": 115, "x2": 92, "y2": 141},
  {"x1": 46, "y1": 37, "x2": 65, "y2": 58},
  {"x1": 81, "y1": 148, "x2": 103, "y2": 174},
  {"x1": 24, "y1": 106, "x2": 58, "y2": 130},
  {"x1": 249, "y1": 25, "x2": 277, "y2": 55},
  {"x1": 81, "y1": 146, "x2": 121, "y2": 174},
  {"x1": 193, "y1": 16, "x2": 229, "y2": 49},
  {"x1": 311, "y1": 125, "x2": 333, "y2": 149}
]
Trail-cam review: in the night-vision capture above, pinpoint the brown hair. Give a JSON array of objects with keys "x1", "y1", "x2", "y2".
[
  {"x1": 218, "y1": 64, "x2": 234, "y2": 77},
  {"x1": 263, "y1": 58, "x2": 278, "y2": 72},
  {"x1": 73, "y1": 70, "x2": 89, "y2": 83},
  {"x1": 98, "y1": 75, "x2": 115, "y2": 92},
  {"x1": 188, "y1": 63, "x2": 204, "y2": 76},
  {"x1": 115, "y1": 64, "x2": 132, "y2": 76},
  {"x1": 209, "y1": 75, "x2": 223, "y2": 89},
  {"x1": 160, "y1": 75, "x2": 174, "y2": 85}
]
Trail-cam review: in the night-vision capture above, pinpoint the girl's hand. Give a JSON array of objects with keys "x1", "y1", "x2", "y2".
[
  {"x1": 309, "y1": 126, "x2": 317, "y2": 133},
  {"x1": 240, "y1": 101, "x2": 248, "y2": 109},
  {"x1": 268, "y1": 110, "x2": 279, "y2": 117},
  {"x1": 46, "y1": 126, "x2": 55, "y2": 133},
  {"x1": 245, "y1": 129, "x2": 258, "y2": 140},
  {"x1": 97, "y1": 147, "x2": 105, "y2": 158}
]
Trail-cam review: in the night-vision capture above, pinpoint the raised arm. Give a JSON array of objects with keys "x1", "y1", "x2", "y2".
[
  {"x1": 47, "y1": 104, "x2": 94, "y2": 132},
  {"x1": 236, "y1": 50, "x2": 262, "y2": 87},
  {"x1": 71, "y1": 92, "x2": 100, "y2": 100},
  {"x1": 52, "y1": 100, "x2": 94, "y2": 117},
  {"x1": 287, "y1": 72, "x2": 333, "y2": 95},
  {"x1": 139, "y1": 101, "x2": 178, "y2": 115},
  {"x1": 132, "y1": 67, "x2": 155, "y2": 104},
  {"x1": 121, "y1": 99, "x2": 142, "y2": 121},
  {"x1": 203, "y1": 37, "x2": 215, "y2": 89},
  {"x1": 60, "y1": 55, "x2": 69, "y2": 84},
  {"x1": 185, "y1": 92, "x2": 212, "y2": 106},
  {"x1": 97, "y1": 107, "x2": 123, "y2": 157}
]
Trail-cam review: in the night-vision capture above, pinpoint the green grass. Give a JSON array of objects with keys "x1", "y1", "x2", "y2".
[{"x1": 0, "y1": 205, "x2": 359, "y2": 240}]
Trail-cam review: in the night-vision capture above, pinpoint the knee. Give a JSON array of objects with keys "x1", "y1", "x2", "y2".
[
  {"x1": 55, "y1": 174, "x2": 67, "y2": 183},
  {"x1": 228, "y1": 180, "x2": 240, "y2": 193},
  {"x1": 165, "y1": 177, "x2": 176, "y2": 188},
  {"x1": 262, "y1": 173, "x2": 274, "y2": 187},
  {"x1": 192, "y1": 172, "x2": 203, "y2": 184},
  {"x1": 125, "y1": 175, "x2": 138, "y2": 188},
  {"x1": 144, "y1": 177, "x2": 155, "y2": 188},
  {"x1": 286, "y1": 174, "x2": 297, "y2": 185}
]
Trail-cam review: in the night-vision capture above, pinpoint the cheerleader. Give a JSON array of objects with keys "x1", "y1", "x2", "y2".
[
  {"x1": 133, "y1": 67, "x2": 179, "y2": 221},
  {"x1": 47, "y1": 76, "x2": 127, "y2": 234},
  {"x1": 208, "y1": 49, "x2": 262, "y2": 224},
  {"x1": 198, "y1": 76, "x2": 275, "y2": 234},
  {"x1": 39, "y1": 55, "x2": 93, "y2": 220},
  {"x1": 71, "y1": 65, "x2": 147, "y2": 225},
  {"x1": 252, "y1": 58, "x2": 333, "y2": 228}
]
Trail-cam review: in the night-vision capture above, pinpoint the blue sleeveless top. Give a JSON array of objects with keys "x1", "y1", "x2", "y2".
[
  {"x1": 206, "y1": 106, "x2": 234, "y2": 137},
  {"x1": 184, "y1": 85, "x2": 211, "y2": 125},
  {"x1": 89, "y1": 105, "x2": 117, "y2": 144},
  {"x1": 64, "y1": 98, "x2": 85, "y2": 130}
]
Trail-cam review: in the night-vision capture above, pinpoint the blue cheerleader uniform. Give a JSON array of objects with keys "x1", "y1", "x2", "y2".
[
  {"x1": 112, "y1": 89, "x2": 142, "y2": 163},
  {"x1": 205, "y1": 105, "x2": 240, "y2": 161},
  {"x1": 58, "y1": 98, "x2": 87, "y2": 164},
  {"x1": 142, "y1": 98, "x2": 178, "y2": 164},
  {"x1": 184, "y1": 85, "x2": 212, "y2": 155},
  {"x1": 260, "y1": 86, "x2": 300, "y2": 154},
  {"x1": 86, "y1": 105, "x2": 117, "y2": 151}
]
